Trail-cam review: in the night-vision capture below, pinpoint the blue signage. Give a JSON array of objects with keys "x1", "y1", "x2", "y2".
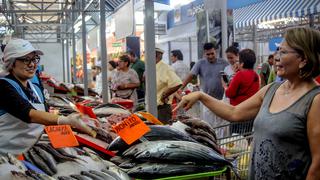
[
  {"x1": 269, "y1": 37, "x2": 283, "y2": 52},
  {"x1": 167, "y1": 0, "x2": 204, "y2": 29},
  {"x1": 154, "y1": 0, "x2": 170, "y2": 5}
]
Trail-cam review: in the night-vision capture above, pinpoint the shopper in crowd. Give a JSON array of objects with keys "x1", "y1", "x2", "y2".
[
  {"x1": 110, "y1": 54, "x2": 140, "y2": 106},
  {"x1": 224, "y1": 46, "x2": 240, "y2": 81},
  {"x1": 0, "y1": 39, "x2": 95, "y2": 155},
  {"x1": 93, "y1": 61, "x2": 102, "y2": 94},
  {"x1": 170, "y1": 49, "x2": 189, "y2": 81},
  {"x1": 268, "y1": 52, "x2": 284, "y2": 84},
  {"x1": 181, "y1": 42, "x2": 228, "y2": 128},
  {"x1": 107, "y1": 60, "x2": 117, "y2": 97},
  {"x1": 223, "y1": 49, "x2": 259, "y2": 136},
  {"x1": 259, "y1": 54, "x2": 273, "y2": 87},
  {"x1": 127, "y1": 50, "x2": 145, "y2": 100},
  {"x1": 174, "y1": 27, "x2": 320, "y2": 179},
  {"x1": 155, "y1": 47, "x2": 182, "y2": 123}
]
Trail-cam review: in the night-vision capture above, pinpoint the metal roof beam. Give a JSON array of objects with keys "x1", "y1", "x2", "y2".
[
  {"x1": 2, "y1": 9, "x2": 106, "y2": 13},
  {"x1": 12, "y1": 1, "x2": 69, "y2": 4}
]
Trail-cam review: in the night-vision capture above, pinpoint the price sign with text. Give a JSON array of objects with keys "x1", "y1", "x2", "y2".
[
  {"x1": 112, "y1": 114, "x2": 150, "y2": 145},
  {"x1": 45, "y1": 125, "x2": 79, "y2": 148}
]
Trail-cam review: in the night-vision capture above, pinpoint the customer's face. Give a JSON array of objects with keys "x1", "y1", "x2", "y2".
[
  {"x1": 204, "y1": 48, "x2": 216, "y2": 63},
  {"x1": 276, "y1": 41, "x2": 305, "y2": 79},
  {"x1": 226, "y1": 52, "x2": 238, "y2": 65}
]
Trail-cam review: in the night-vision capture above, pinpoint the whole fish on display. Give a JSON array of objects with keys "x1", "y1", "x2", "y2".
[
  {"x1": 179, "y1": 118, "x2": 217, "y2": 140},
  {"x1": 123, "y1": 140, "x2": 230, "y2": 165},
  {"x1": 190, "y1": 134, "x2": 221, "y2": 154},
  {"x1": 10, "y1": 171, "x2": 35, "y2": 180},
  {"x1": 70, "y1": 175, "x2": 92, "y2": 180},
  {"x1": 127, "y1": 162, "x2": 224, "y2": 179},
  {"x1": 93, "y1": 104, "x2": 130, "y2": 118},
  {"x1": 108, "y1": 125, "x2": 196, "y2": 152},
  {"x1": 35, "y1": 144, "x2": 76, "y2": 162},
  {"x1": 80, "y1": 171, "x2": 105, "y2": 180},
  {"x1": 33, "y1": 146, "x2": 58, "y2": 174},
  {"x1": 89, "y1": 170, "x2": 116, "y2": 180},
  {"x1": 28, "y1": 148, "x2": 55, "y2": 176},
  {"x1": 101, "y1": 167, "x2": 131, "y2": 180}
]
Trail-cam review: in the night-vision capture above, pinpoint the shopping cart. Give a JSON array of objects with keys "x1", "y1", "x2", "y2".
[{"x1": 212, "y1": 121, "x2": 254, "y2": 180}]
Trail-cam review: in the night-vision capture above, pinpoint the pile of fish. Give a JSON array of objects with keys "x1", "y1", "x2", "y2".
[
  {"x1": 1, "y1": 144, "x2": 131, "y2": 180},
  {"x1": 108, "y1": 124, "x2": 238, "y2": 179},
  {"x1": 177, "y1": 117, "x2": 221, "y2": 154}
]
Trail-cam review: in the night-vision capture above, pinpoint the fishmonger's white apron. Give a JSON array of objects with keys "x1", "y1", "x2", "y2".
[{"x1": 0, "y1": 78, "x2": 45, "y2": 155}]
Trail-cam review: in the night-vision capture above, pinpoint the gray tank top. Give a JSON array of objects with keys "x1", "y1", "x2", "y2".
[{"x1": 249, "y1": 82, "x2": 320, "y2": 180}]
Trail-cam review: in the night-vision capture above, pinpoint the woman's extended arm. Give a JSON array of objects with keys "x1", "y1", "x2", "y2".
[{"x1": 174, "y1": 84, "x2": 271, "y2": 122}]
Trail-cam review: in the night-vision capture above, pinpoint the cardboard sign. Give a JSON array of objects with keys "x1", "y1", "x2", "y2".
[
  {"x1": 136, "y1": 112, "x2": 163, "y2": 125},
  {"x1": 45, "y1": 125, "x2": 79, "y2": 148},
  {"x1": 112, "y1": 114, "x2": 150, "y2": 145}
]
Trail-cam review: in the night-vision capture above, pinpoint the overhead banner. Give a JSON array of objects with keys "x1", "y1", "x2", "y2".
[{"x1": 196, "y1": 10, "x2": 222, "y2": 58}]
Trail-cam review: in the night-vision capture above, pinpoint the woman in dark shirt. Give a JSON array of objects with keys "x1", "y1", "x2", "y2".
[{"x1": 0, "y1": 39, "x2": 95, "y2": 155}]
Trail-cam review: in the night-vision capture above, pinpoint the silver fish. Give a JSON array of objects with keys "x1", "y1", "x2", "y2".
[
  {"x1": 11, "y1": 171, "x2": 35, "y2": 180},
  {"x1": 80, "y1": 171, "x2": 104, "y2": 180},
  {"x1": 29, "y1": 148, "x2": 55, "y2": 176},
  {"x1": 190, "y1": 135, "x2": 221, "y2": 154},
  {"x1": 179, "y1": 119, "x2": 217, "y2": 140},
  {"x1": 33, "y1": 146, "x2": 58, "y2": 174},
  {"x1": 57, "y1": 176, "x2": 75, "y2": 180},
  {"x1": 89, "y1": 170, "x2": 116, "y2": 180},
  {"x1": 7, "y1": 153, "x2": 27, "y2": 171},
  {"x1": 123, "y1": 140, "x2": 230, "y2": 165},
  {"x1": 102, "y1": 167, "x2": 131, "y2": 180},
  {"x1": 70, "y1": 175, "x2": 92, "y2": 180},
  {"x1": 108, "y1": 125, "x2": 196, "y2": 152},
  {"x1": 127, "y1": 162, "x2": 224, "y2": 179}
]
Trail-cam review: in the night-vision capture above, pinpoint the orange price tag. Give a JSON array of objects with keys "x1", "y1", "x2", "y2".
[
  {"x1": 45, "y1": 125, "x2": 79, "y2": 148},
  {"x1": 112, "y1": 114, "x2": 150, "y2": 145},
  {"x1": 76, "y1": 103, "x2": 97, "y2": 119},
  {"x1": 136, "y1": 112, "x2": 163, "y2": 125}
]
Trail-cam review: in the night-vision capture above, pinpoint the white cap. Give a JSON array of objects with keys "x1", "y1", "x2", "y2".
[
  {"x1": 3, "y1": 39, "x2": 43, "y2": 62},
  {"x1": 155, "y1": 47, "x2": 164, "y2": 54}
]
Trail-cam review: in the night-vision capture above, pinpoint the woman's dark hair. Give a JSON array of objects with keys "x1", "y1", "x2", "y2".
[
  {"x1": 108, "y1": 60, "x2": 117, "y2": 69},
  {"x1": 225, "y1": 46, "x2": 239, "y2": 55},
  {"x1": 119, "y1": 54, "x2": 130, "y2": 67},
  {"x1": 171, "y1": 50, "x2": 183, "y2": 60},
  {"x1": 239, "y1": 49, "x2": 256, "y2": 69}
]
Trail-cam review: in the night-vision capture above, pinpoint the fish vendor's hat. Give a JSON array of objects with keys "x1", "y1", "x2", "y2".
[
  {"x1": 3, "y1": 39, "x2": 44, "y2": 62},
  {"x1": 155, "y1": 47, "x2": 165, "y2": 54}
]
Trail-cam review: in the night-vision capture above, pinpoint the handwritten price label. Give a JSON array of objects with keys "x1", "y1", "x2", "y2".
[
  {"x1": 45, "y1": 125, "x2": 79, "y2": 148},
  {"x1": 113, "y1": 114, "x2": 150, "y2": 145}
]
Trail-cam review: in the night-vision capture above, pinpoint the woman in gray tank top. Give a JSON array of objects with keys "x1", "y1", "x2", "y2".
[{"x1": 174, "y1": 27, "x2": 320, "y2": 179}]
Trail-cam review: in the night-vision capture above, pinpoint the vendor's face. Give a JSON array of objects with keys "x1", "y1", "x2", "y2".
[{"x1": 12, "y1": 52, "x2": 39, "y2": 80}]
